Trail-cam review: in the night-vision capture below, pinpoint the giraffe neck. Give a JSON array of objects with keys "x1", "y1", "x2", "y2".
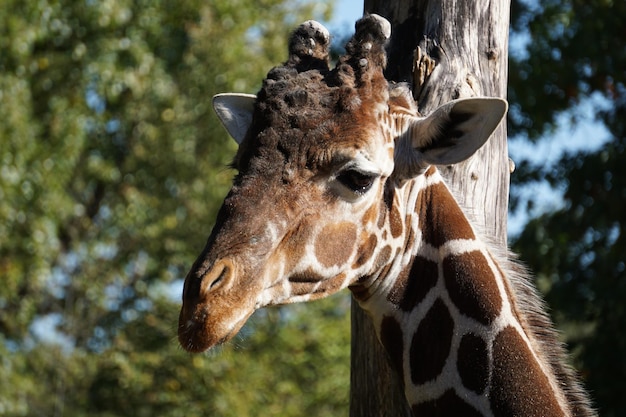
[{"x1": 354, "y1": 167, "x2": 591, "y2": 417}]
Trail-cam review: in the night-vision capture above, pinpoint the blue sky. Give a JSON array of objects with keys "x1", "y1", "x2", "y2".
[{"x1": 326, "y1": 0, "x2": 362, "y2": 34}]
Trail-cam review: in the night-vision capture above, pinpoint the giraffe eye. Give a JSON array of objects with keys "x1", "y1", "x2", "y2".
[{"x1": 336, "y1": 169, "x2": 377, "y2": 194}]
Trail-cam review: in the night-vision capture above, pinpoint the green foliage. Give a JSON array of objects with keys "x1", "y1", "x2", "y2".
[
  {"x1": 509, "y1": 0, "x2": 626, "y2": 139},
  {"x1": 509, "y1": 1, "x2": 626, "y2": 416},
  {"x1": 84, "y1": 295, "x2": 350, "y2": 417},
  {"x1": 0, "y1": 295, "x2": 349, "y2": 416},
  {"x1": 0, "y1": 0, "x2": 352, "y2": 415}
]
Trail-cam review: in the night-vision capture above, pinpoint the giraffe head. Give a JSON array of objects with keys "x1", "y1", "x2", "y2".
[{"x1": 178, "y1": 15, "x2": 507, "y2": 352}]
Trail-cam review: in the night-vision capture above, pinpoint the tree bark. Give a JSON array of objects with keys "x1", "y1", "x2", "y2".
[{"x1": 350, "y1": 1, "x2": 511, "y2": 415}]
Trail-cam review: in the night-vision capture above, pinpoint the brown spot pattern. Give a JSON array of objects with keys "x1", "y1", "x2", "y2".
[
  {"x1": 350, "y1": 244, "x2": 394, "y2": 302},
  {"x1": 380, "y1": 316, "x2": 405, "y2": 384},
  {"x1": 353, "y1": 233, "x2": 377, "y2": 269},
  {"x1": 457, "y1": 333, "x2": 489, "y2": 395},
  {"x1": 410, "y1": 298, "x2": 454, "y2": 385},
  {"x1": 423, "y1": 166, "x2": 437, "y2": 177},
  {"x1": 314, "y1": 222, "x2": 357, "y2": 268},
  {"x1": 377, "y1": 199, "x2": 387, "y2": 229},
  {"x1": 418, "y1": 182, "x2": 476, "y2": 248},
  {"x1": 387, "y1": 255, "x2": 438, "y2": 311},
  {"x1": 389, "y1": 204, "x2": 404, "y2": 238},
  {"x1": 362, "y1": 203, "x2": 378, "y2": 225},
  {"x1": 403, "y1": 214, "x2": 415, "y2": 249},
  {"x1": 490, "y1": 327, "x2": 565, "y2": 417},
  {"x1": 281, "y1": 224, "x2": 308, "y2": 270},
  {"x1": 411, "y1": 389, "x2": 482, "y2": 417},
  {"x1": 374, "y1": 245, "x2": 393, "y2": 272},
  {"x1": 442, "y1": 251, "x2": 502, "y2": 325}
]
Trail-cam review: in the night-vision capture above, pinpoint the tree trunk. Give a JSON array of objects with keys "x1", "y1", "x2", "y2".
[{"x1": 350, "y1": 1, "x2": 511, "y2": 415}]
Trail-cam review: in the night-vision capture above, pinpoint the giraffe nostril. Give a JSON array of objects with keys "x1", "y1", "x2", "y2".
[
  {"x1": 209, "y1": 267, "x2": 228, "y2": 290},
  {"x1": 202, "y1": 260, "x2": 234, "y2": 293}
]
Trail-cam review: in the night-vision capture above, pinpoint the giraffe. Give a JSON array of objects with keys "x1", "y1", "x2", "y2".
[{"x1": 178, "y1": 15, "x2": 595, "y2": 417}]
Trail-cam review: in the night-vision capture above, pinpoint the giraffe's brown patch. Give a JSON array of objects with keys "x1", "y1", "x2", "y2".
[
  {"x1": 418, "y1": 182, "x2": 476, "y2": 248},
  {"x1": 281, "y1": 224, "x2": 308, "y2": 271},
  {"x1": 403, "y1": 214, "x2": 414, "y2": 248},
  {"x1": 411, "y1": 388, "x2": 482, "y2": 417},
  {"x1": 372, "y1": 246, "x2": 395, "y2": 289},
  {"x1": 352, "y1": 233, "x2": 377, "y2": 269},
  {"x1": 380, "y1": 315, "x2": 405, "y2": 384},
  {"x1": 362, "y1": 203, "x2": 378, "y2": 226},
  {"x1": 389, "y1": 204, "x2": 404, "y2": 238},
  {"x1": 490, "y1": 326, "x2": 565, "y2": 417},
  {"x1": 376, "y1": 246, "x2": 400, "y2": 279},
  {"x1": 457, "y1": 333, "x2": 489, "y2": 395},
  {"x1": 351, "y1": 244, "x2": 394, "y2": 301},
  {"x1": 314, "y1": 222, "x2": 357, "y2": 268},
  {"x1": 374, "y1": 245, "x2": 393, "y2": 271},
  {"x1": 423, "y1": 166, "x2": 437, "y2": 177},
  {"x1": 322, "y1": 272, "x2": 346, "y2": 294},
  {"x1": 387, "y1": 255, "x2": 438, "y2": 311},
  {"x1": 377, "y1": 199, "x2": 387, "y2": 229},
  {"x1": 442, "y1": 251, "x2": 502, "y2": 325},
  {"x1": 410, "y1": 298, "x2": 454, "y2": 385}
]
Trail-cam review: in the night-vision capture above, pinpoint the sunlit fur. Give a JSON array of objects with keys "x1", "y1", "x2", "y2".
[{"x1": 179, "y1": 14, "x2": 595, "y2": 417}]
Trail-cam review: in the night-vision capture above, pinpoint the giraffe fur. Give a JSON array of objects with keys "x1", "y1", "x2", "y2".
[{"x1": 178, "y1": 14, "x2": 595, "y2": 417}]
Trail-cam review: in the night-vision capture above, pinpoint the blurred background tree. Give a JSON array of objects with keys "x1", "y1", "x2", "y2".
[
  {"x1": 2, "y1": 0, "x2": 625, "y2": 415},
  {"x1": 0, "y1": 0, "x2": 351, "y2": 416},
  {"x1": 508, "y1": 1, "x2": 626, "y2": 416}
]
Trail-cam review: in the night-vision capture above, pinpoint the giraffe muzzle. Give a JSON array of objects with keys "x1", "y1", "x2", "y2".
[{"x1": 178, "y1": 258, "x2": 256, "y2": 352}]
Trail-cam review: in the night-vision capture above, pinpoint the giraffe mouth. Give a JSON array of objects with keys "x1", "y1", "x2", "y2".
[
  {"x1": 178, "y1": 299, "x2": 253, "y2": 352},
  {"x1": 178, "y1": 255, "x2": 263, "y2": 352}
]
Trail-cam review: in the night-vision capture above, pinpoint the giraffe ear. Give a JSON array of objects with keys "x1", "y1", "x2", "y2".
[
  {"x1": 212, "y1": 93, "x2": 257, "y2": 145},
  {"x1": 409, "y1": 97, "x2": 508, "y2": 166}
]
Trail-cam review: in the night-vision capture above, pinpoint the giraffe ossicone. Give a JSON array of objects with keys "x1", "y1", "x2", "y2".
[{"x1": 179, "y1": 14, "x2": 595, "y2": 417}]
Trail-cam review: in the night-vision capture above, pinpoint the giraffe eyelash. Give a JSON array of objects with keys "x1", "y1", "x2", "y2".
[
  {"x1": 327, "y1": 162, "x2": 381, "y2": 202},
  {"x1": 336, "y1": 169, "x2": 377, "y2": 194}
]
